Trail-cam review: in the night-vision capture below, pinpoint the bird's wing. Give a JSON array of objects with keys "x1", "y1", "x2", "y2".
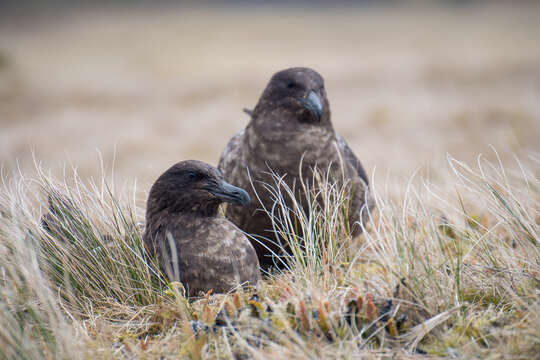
[
  {"x1": 220, "y1": 220, "x2": 261, "y2": 287},
  {"x1": 335, "y1": 134, "x2": 374, "y2": 236},
  {"x1": 160, "y1": 219, "x2": 259, "y2": 297},
  {"x1": 218, "y1": 129, "x2": 245, "y2": 177},
  {"x1": 336, "y1": 134, "x2": 369, "y2": 186}
]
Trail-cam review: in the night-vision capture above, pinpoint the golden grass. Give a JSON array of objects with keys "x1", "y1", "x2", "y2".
[{"x1": 0, "y1": 150, "x2": 538, "y2": 359}]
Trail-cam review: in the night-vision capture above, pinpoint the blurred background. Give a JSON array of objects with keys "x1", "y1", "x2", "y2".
[{"x1": 1, "y1": 1, "x2": 539, "y2": 198}]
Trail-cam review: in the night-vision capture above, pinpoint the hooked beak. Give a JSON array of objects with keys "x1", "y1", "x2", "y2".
[
  {"x1": 298, "y1": 90, "x2": 323, "y2": 121},
  {"x1": 207, "y1": 180, "x2": 250, "y2": 208}
]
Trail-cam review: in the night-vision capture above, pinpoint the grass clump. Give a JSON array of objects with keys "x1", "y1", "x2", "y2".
[{"x1": 0, "y1": 151, "x2": 538, "y2": 358}]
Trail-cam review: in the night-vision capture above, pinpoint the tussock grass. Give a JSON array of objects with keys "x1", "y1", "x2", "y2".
[{"x1": 0, "y1": 151, "x2": 538, "y2": 359}]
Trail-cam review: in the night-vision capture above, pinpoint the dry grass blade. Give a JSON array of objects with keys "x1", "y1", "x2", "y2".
[{"x1": 400, "y1": 306, "x2": 460, "y2": 352}]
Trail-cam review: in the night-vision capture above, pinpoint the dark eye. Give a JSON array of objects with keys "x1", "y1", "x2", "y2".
[
  {"x1": 187, "y1": 171, "x2": 202, "y2": 181},
  {"x1": 286, "y1": 81, "x2": 296, "y2": 89}
]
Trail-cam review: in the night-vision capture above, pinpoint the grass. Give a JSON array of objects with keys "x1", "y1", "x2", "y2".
[{"x1": 0, "y1": 150, "x2": 538, "y2": 359}]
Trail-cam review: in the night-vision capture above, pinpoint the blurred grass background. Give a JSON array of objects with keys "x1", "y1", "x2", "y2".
[{"x1": 0, "y1": 1, "x2": 539, "y2": 194}]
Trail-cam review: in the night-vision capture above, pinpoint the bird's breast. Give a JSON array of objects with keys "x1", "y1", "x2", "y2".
[{"x1": 246, "y1": 127, "x2": 339, "y2": 175}]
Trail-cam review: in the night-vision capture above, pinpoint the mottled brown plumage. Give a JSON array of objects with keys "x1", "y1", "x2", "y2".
[
  {"x1": 143, "y1": 160, "x2": 260, "y2": 297},
  {"x1": 219, "y1": 67, "x2": 373, "y2": 269}
]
